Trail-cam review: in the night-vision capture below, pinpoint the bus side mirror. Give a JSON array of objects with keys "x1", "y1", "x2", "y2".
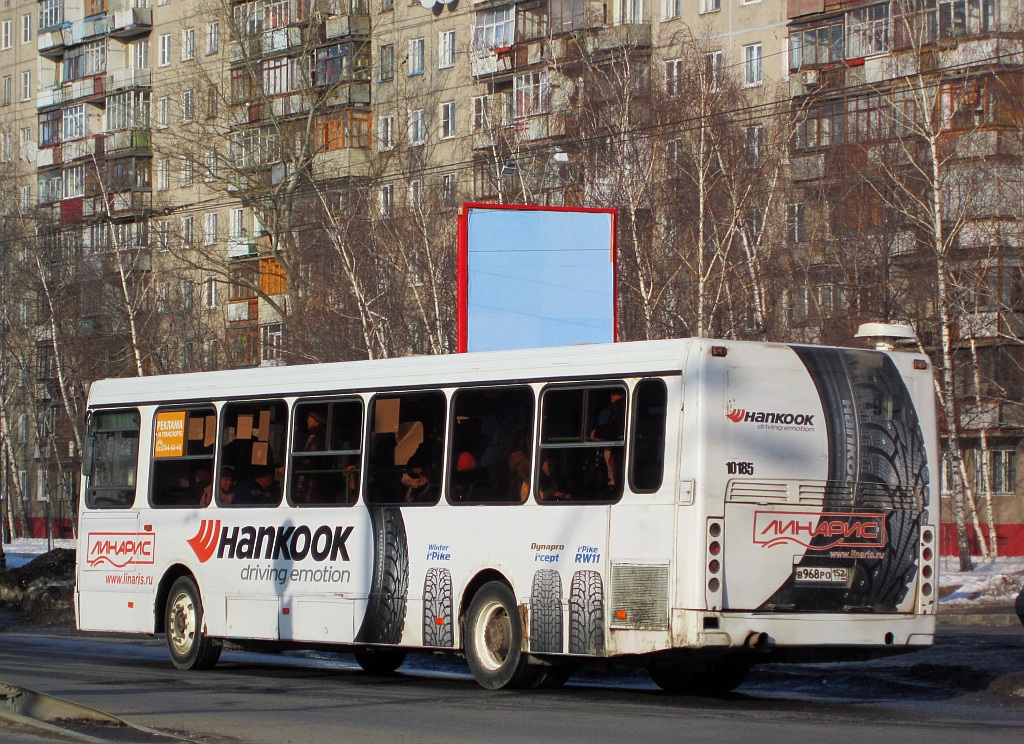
[{"x1": 83, "y1": 435, "x2": 96, "y2": 477}]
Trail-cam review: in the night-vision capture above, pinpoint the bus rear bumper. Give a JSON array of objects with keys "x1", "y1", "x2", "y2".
[{"x1": 674, "y1": 609, "x2": 936, "y2": 653}]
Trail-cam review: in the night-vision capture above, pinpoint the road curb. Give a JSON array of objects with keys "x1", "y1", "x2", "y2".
[{"x1": 937, "y1": 606, "x2": 1021, "y2": 628}]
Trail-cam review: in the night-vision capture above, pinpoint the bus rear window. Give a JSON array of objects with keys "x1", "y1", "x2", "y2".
[
  {"x1": 151, "y1": 407, "x2": 216, "y2": 508},
  {"x1": 85, "y1": 410, "x2": 140, "y2": 509}
]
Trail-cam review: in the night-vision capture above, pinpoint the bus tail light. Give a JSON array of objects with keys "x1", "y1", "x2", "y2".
[
  {"x1": 919, "y1": 527, "x2": 936, "y2": 604},
  {"x1": 706, "y1": 519, "x2": 724, "y2": 610}
]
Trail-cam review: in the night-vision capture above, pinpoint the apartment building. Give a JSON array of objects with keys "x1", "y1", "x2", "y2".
[{"x1": 0, "y1": 0, "x2": 1019, "y2": 553}]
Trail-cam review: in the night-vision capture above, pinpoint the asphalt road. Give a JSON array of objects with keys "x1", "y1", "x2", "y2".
[{"x1": 1, "y1": 624, "x2": 1022, "y2": 744}]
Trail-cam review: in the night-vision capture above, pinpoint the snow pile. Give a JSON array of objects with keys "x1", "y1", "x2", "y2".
[
  {"x1": 2, "y1": 538, "x2": 76, "y2": 569},
  {"x1": 939, "y1": 556, "x2": 1024, "y2": 606}
]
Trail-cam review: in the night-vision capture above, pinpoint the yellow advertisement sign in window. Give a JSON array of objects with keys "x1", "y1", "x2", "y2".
[{"x1": 154, "y1": 411, "x2": 187, "y2": 458}]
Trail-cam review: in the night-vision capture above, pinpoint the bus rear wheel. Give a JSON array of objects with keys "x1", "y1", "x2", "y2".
[
  {"x1": 465, "y1": 582, "x2": 535, "y2": 690},
  {"x1": 165, "y1": 576, "x2": 222, "y2": 671},
  {"x1": 354, "y1": 648, "x2": 407, "y2": 675}
]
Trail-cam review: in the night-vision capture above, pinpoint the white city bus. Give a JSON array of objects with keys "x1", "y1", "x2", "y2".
[{"x1": 76, "y1": 338, "x2": 939, "y2": 691}]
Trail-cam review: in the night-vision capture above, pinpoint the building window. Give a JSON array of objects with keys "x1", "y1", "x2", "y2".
[
  {"x1": 64, "y1": 165, "x2": 84, "y2": 198},
  {"x1": 204, "y1": 276, "x2": 217, "y2": 308},
  {"x1": 106, "y1": 91, "x2": 150, "y2": 131},
  {"x1": 472, "y1": 95, "x2": 490, "y2": 130},
  {"x1": 378, "y1": 114, "x2": 394, "y2": 150},
  {"x1": 318, "y1": 110, "x2": 371, "y2": 150},
  {"x1": 744, "y1": 43, "x2": 762, "y2": 86},
  {"x1": 159, "y1": 34, "x2": 171, "y2": 66},
  {"x1": 1, "y1": 76, "x2": 9, "y2": 106},
  {"x1": 473, "y1": 6, "x2": 514, "y2": 51},
  {"x1": 665, "y1": 59, "x2": 682, "y2": 96},
  {"x1": 408, "y1": 37, "x2": 424, "y2": 75},
  {"x1": 379, "y1": 183, "x2": 393, "y2": 216},
  {"x1": 439, "y1": 101, "x2": 456, "y2": 139},
  {"x1": 21, "y1": 70, "x2": 31, "y2": 102},
  {"x1": 409, "y1": 179, "x2": 422, "y2": 208},
  {"x1": 262, "y1": 56, "x2": 290, "y2": 96},
  {"x1": 745, "y1": 124, "x2": 764, "y2": 164},
  {"x1": 786, "y1": 203, "x2": 806, "y2": 243},
  {"x1": 260, "y1": 323, "x2": 284, "y2": 366},
  {"x1": 157, "y1": 159, "x2": 170, "y2": 190},
  {"x1": 847, "y1": 4, "x2": 890, "y2": 58},
  {"x1": 705, "y1": 51, "x2": 723, "y2": 92},
  {"x1": 514, "y1": 71, "x2": 548, "y2": 118},
  {"x1": 182, "y1": 159, "x2": 194, "y2": 187},
  {"x1": 206, "y1": 21, "x2": 220, "y2": 55},
  {"x1": 21, "y1": 14, "x2": 31, "y2": 44},
  {"x1": 699, "y1": 0, "x2": 719, "y2": 13},
  {"x1": 63, "y1": 104, "x2": 86, "y2": 141},
  {"x1": 662, "y1": 0, "x2": 681, "y2": 19},
  {"x1": 204, "y1": 212, "x2": 219, "y2": 245},
  {"x1": 441, "y1": 173, "x2": 456, "y2": 204},
  {"x1": 182, "y1": 215, "x2": 194, "y2": 247},
  {"x1": 182, "y1": 28, "x2": 195, "y2": 61},
  {"x1": 204, "y1": 150, "x2": 217, "y2": 181},
  {"x1": 131, "y1": 39, "x2": 148, "y2": 70},
  {"x1": 381, "y1": 0, "x2": 393, "y2": 9},
  {"x1": 408, "y1": 109, "x2": 425, "y2": 146},
  {"x1": 64, "y1": 39, "x2": 107, "y2": 81},
  {"x1": 2, "y1": 20, "x2": 11, "y2": 50},
  {"x1": 39, "y1": 0, "x2": 63, "y2": 30},
  {"x1": 230, "y1": 208, "x2": 245, "y2": 239},
  {"x1": 20, "y1": 185, "x2": 30, "y2": 211},
  {"x1": 182, "y1": 90, "x2": 194, "y2": 122},
  {"x1": 379, "y1": 43, "x2": 394, "y2": 81},
  {"x1": 157, "y1": 96, "x2": 170, "y2": 126},
  {"x1": 155, "y1": 220, "x2": 170, "y2": 251},
  {"x1": 439, "y1": 29, "x2": 455, "y2": 68},
  {"x1": 789, "y1": 22, "x2": 843, "y2": 70}
]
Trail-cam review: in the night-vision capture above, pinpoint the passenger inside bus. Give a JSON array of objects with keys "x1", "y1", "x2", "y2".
[{"x1": 538, "y1": 456, "x2": 571, "y2": 501}]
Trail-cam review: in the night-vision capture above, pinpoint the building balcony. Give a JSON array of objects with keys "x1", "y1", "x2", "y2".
[
  {"x1": 63, "y1": 75, "x2": 107, "y2": 104},
  {"x1": 62, "y1": 136, "x2": 98, "y2": 162},
  {"x1": 83, "y1": 190, "x2": 152, "y2": 219},
  {"x1": 324, "y1": 12, "x2": 370, "y2": 40},
  {"x1": 36, "y1": 86, "x2": 64, "y2": 109},
  {"x1": 38, "y1": 28, "x2": 69, "y2": 58},
  {"x1": 228, "y1": 236, "x2": 258, "y2": 258},
  {"x1": 104, "y1": 128, "x2": 152, "y2": 155},
  {"x1": 107, "y1": 67, "x2": 152, "y2": 92},
  {"x1": 109, "y1": 7, "x2": 153, "y2": 40},
  {"x1": 321, "y1": 81, "x2": 370, "y2": 107},
  {"x1": 955, "y1": 311, "x2": 1024, "y2": 342}
]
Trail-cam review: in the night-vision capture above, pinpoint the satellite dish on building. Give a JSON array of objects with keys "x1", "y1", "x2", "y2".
[{"x1": 419, "y1": 0, "x2": 436, "y2": 7}]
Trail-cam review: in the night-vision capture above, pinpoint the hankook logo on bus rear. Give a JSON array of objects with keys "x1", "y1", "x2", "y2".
[
  {"x1": 753, "y1": 511, "x2": 886, "y2": 550},
  {"x1": 86, "y1": 532, "x2": 155, "y2": 568}
]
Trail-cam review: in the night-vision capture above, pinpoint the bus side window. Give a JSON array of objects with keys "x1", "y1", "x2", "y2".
[
  {"x1": 85, "y1": 409, "x2": 141, "y2": 509},
  {"x1": 538, "y1": 385, "x2": 626, "y2": 504},
  {"x1": 367, "y1": 391, "x2": 446, "y2": 506},
  {"x1": 289, "y1": 398, "x2": 362, "y2": 506},
  {"x1": 220, "y1": 400, "x2": 287, "y2": 508},
  {"x1": 630, "y1": 379, "x2": 667, "y2": 493},
  {"x1": 447, "y1": 386, "x2": 534, "y2": 504},
  {"x1": 151, "y1": 407, "x2": 216, "y2": 508}
]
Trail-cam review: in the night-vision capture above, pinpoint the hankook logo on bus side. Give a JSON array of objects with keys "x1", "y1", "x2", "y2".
[
  {"x1": 753, "y1": 511, "x2": 886, "y2": 551},
  {"x1": 187, "y1": 520, "x2": 221, "y2": 563},
  {"x1": 187, "y1": 520, "x2": 354, "y2": 563},
  {"x1": 726, "y1": 409, "x2": 816, "y2": 426}
]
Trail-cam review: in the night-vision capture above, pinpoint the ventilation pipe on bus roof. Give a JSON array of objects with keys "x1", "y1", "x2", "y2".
[{"x1": 854, "y1": 322, "x2": 918, "y2": 351}]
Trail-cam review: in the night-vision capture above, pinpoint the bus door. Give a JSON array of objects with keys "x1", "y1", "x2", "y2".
[
  {"x1": 78, "y1": 409, "x2": 153, "y2": 633},
  {"x1": 719, "y1": 346, "x2": 928, "y2": 615}
]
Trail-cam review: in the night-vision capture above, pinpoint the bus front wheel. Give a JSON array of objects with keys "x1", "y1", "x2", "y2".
[
  {"x1": 165, "y1": 576, "x2": 222, "y2": 671},
  {"x1": 465, "y1": 582, "x2": 535, "y2": 690}
]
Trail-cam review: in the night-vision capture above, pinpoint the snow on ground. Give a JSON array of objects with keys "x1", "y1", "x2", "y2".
[
  {"x1": 1, "y1": 538, "x2": 77, "y2": 569},
  {"x1": 1, "y1": 538, "x2": 1023, "y2": 607},
  {"x1": 940, "y1": 555, "x2": 1024, "y2": 606}
]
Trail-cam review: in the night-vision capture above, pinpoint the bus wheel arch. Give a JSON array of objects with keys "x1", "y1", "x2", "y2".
[
  {"x1": 463, "y1": 579, "x2": 536, "y2": 690},
  {"x1": 163, "y1": 574, "x2": 223, "y2": 671},
  {"x1": 154, "y1": 564, "x2": 196, "y2": 635}
]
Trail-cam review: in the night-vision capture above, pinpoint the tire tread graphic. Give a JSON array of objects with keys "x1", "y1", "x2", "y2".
[
  {"x1": 356, "y1": 506, "x2": 409, "y2": 644},
  {"x1": 569, "y1": 570, "x2": 605, "y2": 656},
  {"x1": 763, "y1": 348, "x2": 929, "y2": 613},
  {"x1": 530, "y1": 569, "x2": 563, "y2": 653},
  {"x1": 422, "y1": 567, "x2": 453, "y2": 647}
]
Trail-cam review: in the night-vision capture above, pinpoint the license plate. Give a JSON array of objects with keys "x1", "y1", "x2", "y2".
[{"x1": 794, "y1": 566, "x2": 851, "y2": 585}]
